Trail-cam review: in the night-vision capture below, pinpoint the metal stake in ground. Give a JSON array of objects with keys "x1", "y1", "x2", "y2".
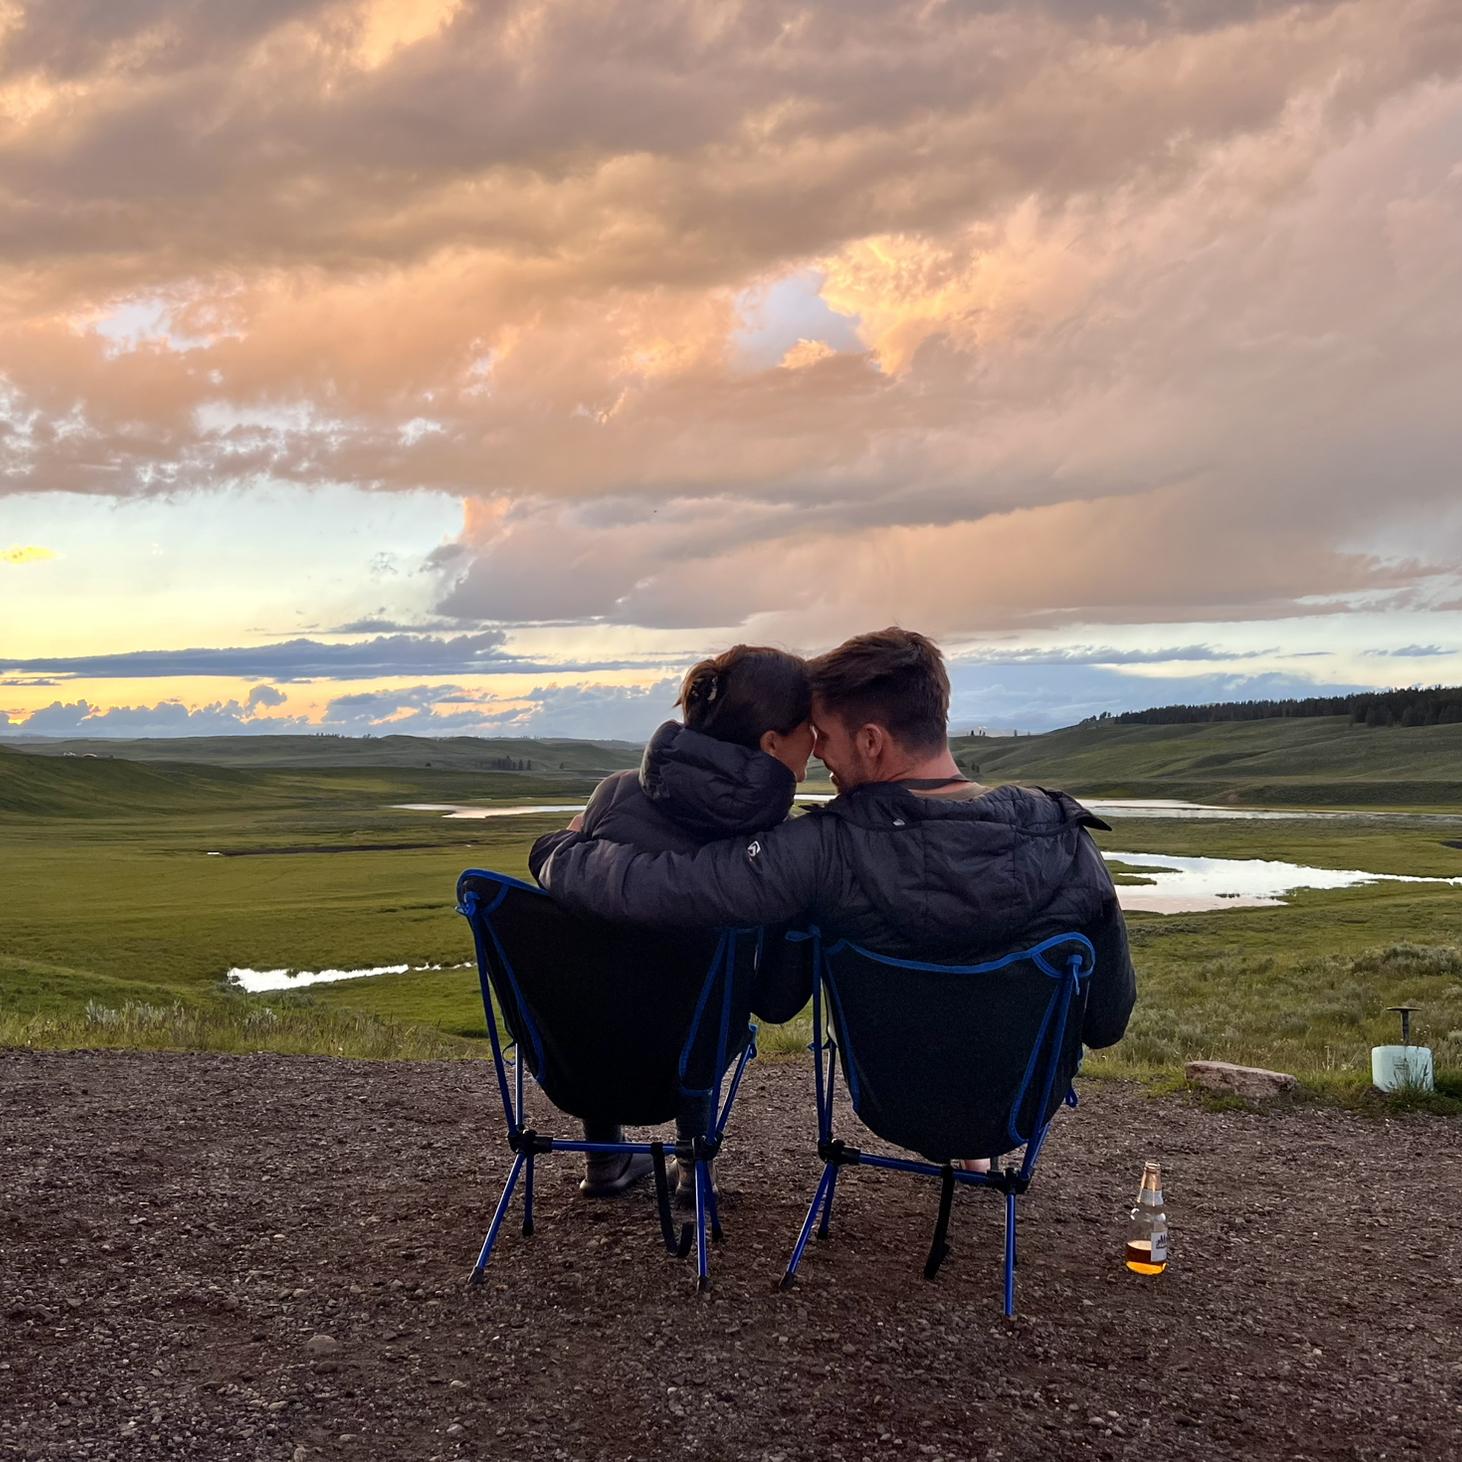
[{"x1": 1386, "y1": 1004, "x2": 1420, "y2": 1046}]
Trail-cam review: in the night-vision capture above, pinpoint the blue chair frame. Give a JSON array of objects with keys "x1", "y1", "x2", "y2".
[
  {"x1": 456, "y1": 870, "x2": 761, "y2": 1291},
  {"x1": 779, "y1": 929, "x2": 1094, "y2": 1316}
]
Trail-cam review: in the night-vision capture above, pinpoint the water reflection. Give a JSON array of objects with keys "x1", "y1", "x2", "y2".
[
  {"x1": 394, "y1": 802, "x2": 587, "y2": 819},
  {"x1": 228, "y1": 961, "x2": 471, "y2": 993},
  {"x1": 1107, "y1": 850, "x2": 1462, "y2": 914},
  {"x1": 394, "y1": 796, "x2": 1458, "y2": 823},
  {"x1": 226, "y1": 848, "x2": 1460, "y2": 995}
]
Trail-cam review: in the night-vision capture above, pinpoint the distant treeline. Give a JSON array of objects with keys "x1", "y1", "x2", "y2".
[{"x1": 1086, "y1": 685, "x2": 1462, "y2": 728}]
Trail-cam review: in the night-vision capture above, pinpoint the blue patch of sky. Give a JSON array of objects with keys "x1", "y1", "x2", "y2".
[
  {"x1": 732, "y1": 269, "x2": 864, "y2": 369},
  {"x1": 91, "y1": 297, "x2": 218, "y2": 355}
]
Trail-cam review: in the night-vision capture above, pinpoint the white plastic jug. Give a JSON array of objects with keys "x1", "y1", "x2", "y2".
[{"x1": 1370, "y1": 1044, "x2": 1434, "y2": 1093}]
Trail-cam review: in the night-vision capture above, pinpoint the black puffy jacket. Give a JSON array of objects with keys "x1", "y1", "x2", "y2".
[
  {"x1": 581, "y1": 720, "x2": 796, "y2": 851},
  {"x1": 531, "y1": 779, "x2": 1135, "y2": 1049},
  {"x1": 567, "y1": 720, "x2": 809, "y2": 1023}
]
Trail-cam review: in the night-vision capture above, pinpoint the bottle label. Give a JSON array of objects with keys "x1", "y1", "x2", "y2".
[{"x1": 1150, "y1": 1230, "x2": 1169, "y2": 1263}]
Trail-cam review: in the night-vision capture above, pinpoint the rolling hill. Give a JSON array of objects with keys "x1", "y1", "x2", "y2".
[
  {"x1": 5, "y1": 733, "x2": 643, "y2": 775},
  {"x1": 954, "y1": 715, "x2": 1462, "y2": 807},
  {"x1": 5, "y1": 714, "x2": 1461, "y2": 812}
]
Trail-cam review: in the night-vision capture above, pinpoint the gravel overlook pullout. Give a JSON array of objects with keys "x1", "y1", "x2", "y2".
[{"x1": 3, "y1": 1050, "x2": 1460, "y2": 1461}]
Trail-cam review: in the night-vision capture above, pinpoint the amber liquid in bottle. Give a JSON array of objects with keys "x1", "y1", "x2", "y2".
[
  {"x1": 1124, "y1": 1239, "x2": 1166, "y2": 1276},
  {"x1": 1126, "y1": 1161, "x2": 1169, "y2": 1275}
]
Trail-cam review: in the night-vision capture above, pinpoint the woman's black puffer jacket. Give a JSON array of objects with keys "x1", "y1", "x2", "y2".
[{"x1": 576, "y1": 720, "x2": 809, "y2": 1021}]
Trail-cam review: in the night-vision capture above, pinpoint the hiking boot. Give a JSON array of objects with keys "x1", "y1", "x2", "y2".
[
  {"x1": 672, "y1": 1156, "x2": 718, "y2": 1212},
  {"x1": 579, "y1": 1151, "x2": 654, "y2": 1198}
]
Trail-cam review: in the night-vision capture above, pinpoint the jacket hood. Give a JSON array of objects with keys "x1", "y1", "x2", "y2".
[
  {"x1": 816, "y1": 781, "x2": 1115, "y2": 954},
  {"x1": 638, "y1": 720, "x2": 796, "y2": 839}
]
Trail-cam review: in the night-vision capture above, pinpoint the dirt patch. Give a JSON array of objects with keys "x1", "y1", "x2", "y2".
[{"x1": 2, "y1": 1050, "x2": 1459, "y2": 1461}]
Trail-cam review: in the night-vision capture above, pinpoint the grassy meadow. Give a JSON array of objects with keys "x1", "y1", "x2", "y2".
[{"x1": 2, "y1": 731, "x2": 1460, "y2": 1109}]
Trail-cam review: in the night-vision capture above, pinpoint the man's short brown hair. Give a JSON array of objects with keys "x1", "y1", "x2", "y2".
[{"x1": 808, "y1": 627, "x2": 950, "y2": 752}]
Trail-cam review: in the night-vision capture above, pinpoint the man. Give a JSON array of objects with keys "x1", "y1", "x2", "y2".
[{"x1": 531, "y1": 627, "x2": 1134, "y2": 1050}]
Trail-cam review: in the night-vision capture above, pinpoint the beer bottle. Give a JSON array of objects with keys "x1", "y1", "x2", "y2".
[{"x1": 1125, "y1": 1160, "x2": 1169, "y2": 1275}]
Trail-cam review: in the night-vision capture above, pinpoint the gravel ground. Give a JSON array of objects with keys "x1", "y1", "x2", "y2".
[{"x1": 2, "y1": 1049, "x2": 1460, "y2": 1461}]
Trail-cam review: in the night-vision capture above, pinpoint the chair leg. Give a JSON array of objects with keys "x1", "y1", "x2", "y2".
[
  {"x1": 521, "y1": 1151, "x2": 535, "y2": 1238},
  {"x1": 694, "y1": 1158, "x2": 711, "y2": 1292},
  {"x1": 817, "y1": 1166, "x2": 839, "y2": 1239},
  {"x1": 703, "y1": 1161, "x2": 724, "y2": 1243},
  {"x1": 923, "y1": 1165, "x2": 957, "y2": 1282},
  {"x1": 650, "y1": 1143, "x2": 678, "y2": 1253},
  {"x1": 470, "y1": 1150, "x2": 527, "y2": 1284},
  {"x1": 780, "y1": 1163, "x2": 836, "y2": 1290},
  {"x1": 1003, "y1": 1191, "x2": 1017, "y2": 1318}
]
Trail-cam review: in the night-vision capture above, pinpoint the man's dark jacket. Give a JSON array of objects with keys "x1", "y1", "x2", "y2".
[
  {"x1": 531, "y1": 779, "x2": 1135, "y2": 1048},
  {"x1": 566, "y1": 720, "x2": 808, "y2": 1023}
]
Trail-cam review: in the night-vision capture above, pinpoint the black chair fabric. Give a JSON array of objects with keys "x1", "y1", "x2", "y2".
[
  {"x1": 822, "y1": 938, "x2": 1090, "y2": 1162},
  {"x1": 458, "y1": 871, "x2": 760, "y2": 1129}
]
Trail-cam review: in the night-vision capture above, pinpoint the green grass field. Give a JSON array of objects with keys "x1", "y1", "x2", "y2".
[
  {"x1": 954, "y1": 715, "x2": 1462, "y2": 808},
  {"x1": 2, "y1": 729, "x2": 1459, "y2": 1108}
]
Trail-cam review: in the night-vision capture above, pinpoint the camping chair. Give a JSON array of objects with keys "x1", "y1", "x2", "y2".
[
  {"x1": 779, "y1": 928, "x2": 1095, "y2": 1316},
  {"x1": 455, "y1": 870, "x2": 762, "y2": 1291}
]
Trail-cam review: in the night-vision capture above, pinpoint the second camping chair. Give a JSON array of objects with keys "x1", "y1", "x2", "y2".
[
  {"x1": 779, "y1": 928, "x2": 1095, "y2": 1315},
  {"x1": 456, "y1": 869, "x2": 762, "y2": 1291}
]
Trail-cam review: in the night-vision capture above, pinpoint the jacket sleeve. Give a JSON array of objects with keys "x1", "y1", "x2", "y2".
[
  {"x1": 1082, "y1": 895, "x2": 1136, "y2": 1049},
  {"x1": 527, "y1": 771, "x2": 625, "y2": 880},
  {"x1": 529, "y1": 826, "x2": 579, "y2": 884},
  {"x1": 536, "y1": 814, "x2": 830, "y2": 930}
]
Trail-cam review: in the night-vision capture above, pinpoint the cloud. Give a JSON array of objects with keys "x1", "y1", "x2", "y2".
[
  {"x1": 1363, "y1": 643, "x2": 1455, "y2": 657},
  {"x1": 440, "y1": 481, "x2": 1441, "y2": 636},
  {"x1": 0, "y1": 629, "x2": 676, "y2": 682},
  {"x1": 953, "y1": 644, "x2": 1275, "y2": 667},
  {"x1": 1, "y1": 0, "x2": 1460, "y2": 645},
  {"x1": 4, "y1": 697, "x2": 310, "y2": 738},
  {"x1": 1, "y1": 657, "x2": 1433, "y2": 740},
  {"x1": 0, "y1": 631, "x2": 515, "y2": 680},
  {"x1": 1, "y1": 546, "x2": 57, "y2": 564},
  {"x1": 514, "y1": 679, "x2": 682, "y2": 740},
  {"x1": 0, "y1": 677, "x2": 682, "y2": 740}
]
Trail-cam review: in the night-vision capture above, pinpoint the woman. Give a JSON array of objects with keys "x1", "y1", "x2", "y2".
[{"x1": 565, "y1": 644, "x2": 814, "y2": 1200}]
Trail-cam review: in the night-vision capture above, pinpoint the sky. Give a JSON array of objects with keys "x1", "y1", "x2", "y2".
[{"x1": 2, "y1": 0, "x2": 1461, "y2": 739}]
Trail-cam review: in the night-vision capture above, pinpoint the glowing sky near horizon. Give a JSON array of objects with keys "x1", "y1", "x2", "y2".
[{"x1": 3, "y1": 0, "x2": 1462, "y2": 738}]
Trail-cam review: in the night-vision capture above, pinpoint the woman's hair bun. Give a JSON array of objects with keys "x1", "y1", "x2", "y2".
[{"x1": 675, "y1": 645, "x2": 809, "y2": 750}]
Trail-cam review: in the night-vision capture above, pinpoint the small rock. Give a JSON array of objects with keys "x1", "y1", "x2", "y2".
[
  {"x1": 1185, "y1": 1060, "x2": 1299, "y2": 1099},
  {"x1": 304, "y1": 1334, "x2": 338, "y2": 1358}
]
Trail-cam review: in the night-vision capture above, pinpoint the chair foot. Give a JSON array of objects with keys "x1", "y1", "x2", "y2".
[
  {"x1": 521, "y1": 1220, "x2": 534, "y2": 1238},
  {"x1": 923, "y1": 1245, "x2": 950, "y2": 1282},
  {"x1": 467, "y1": 1268, "x2": 485, "y2": 1287},
  {"x1": 777, "y1": 1272, "x2": 797, "y2": 1292},
  {"x1": 696, "y1": 1274, "x2": 712, "y2": 1294}
]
